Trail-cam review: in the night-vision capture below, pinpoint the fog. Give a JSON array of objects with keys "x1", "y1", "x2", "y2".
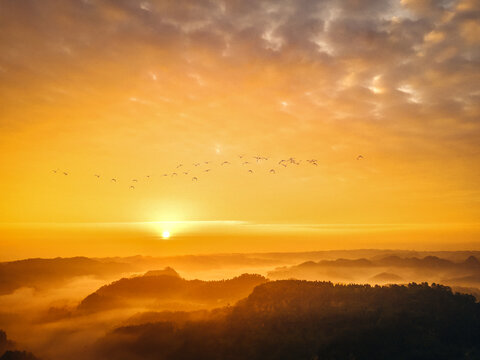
[{"x1": 0, "y1": 250, "x2": 479, "y2": 359}]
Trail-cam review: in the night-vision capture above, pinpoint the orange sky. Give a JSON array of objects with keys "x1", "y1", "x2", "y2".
[{"x1": 0, "y1": 0, "x2": 479, "y2": 257}]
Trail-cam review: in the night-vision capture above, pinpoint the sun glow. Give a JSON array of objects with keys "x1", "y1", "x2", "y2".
[{"x1": 162, "y1": 230, "x2": 171, "y2": 239}]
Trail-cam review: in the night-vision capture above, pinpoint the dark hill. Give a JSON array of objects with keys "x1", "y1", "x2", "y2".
[
  {"x1": 0, "y1": 257, "x2": 131, "y2": 295},
  {"x1": 78, "y1": 273, "x2": 267, "y2": 312},
  {"x1": 464, "y1": 256, "x2": 480, "y2": 267},
  {"x1": 143, "y1": 267, "x2": 180, "y2": 278},
  {"x1": 95, "y1": 281, "x2": 480, "y2": 360},
  {"x1": 369, "y1": 272, "x2": 404, "y2": 283}
]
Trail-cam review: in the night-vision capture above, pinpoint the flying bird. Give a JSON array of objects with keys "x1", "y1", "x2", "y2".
[
  {"x1": 193, "y1": 163, "x2": 200, "y2": 166},
  {"x1": 221, "y1": 161, "x2": 230, "y2": 166},
  {"x1": 176, "y1": 164, "x2": 183, "y2": 168},
  {"x1": 132, "y1": 179, "x2": 138, "y2": 182},
  {"x1": 242, "y1": 161, "x2": 250, "y2": 165},
  {"x1": 357, "y1": 155, "x2": 364, "y2": 160},
  {"x1": 269, "y1": 169, "x2": 276, "y2": 174},
  {"x1": 63, "y1": 172, "x2": 68, "y2": 175},
  {"x1": 248, "y1": 169, "x2": 253, "y2": 173},
  {"x1": 94, "y1": 174, "x2": 100, "y2": 178},
  {"x1": 192, "y1": 177, "x2": 198, "y2": 181},
  {"x1": 129, "y1": 185, "x2": 135, "y2": 190},
  {"x1": 204, "y1": 169, "x2": 211, "y2": 172},
  {"x1": 183, "y1": 172, "x2": 189, "y2": 175},
  {"x1": 52, "y1": 169, "x2": 59, "y2": 174},
  {"x1": 171, "y1": 173, "x2": 178, "y2": 177},
  {"x1": 111, "y1": 178, "x2": 117, "y2": 182}
]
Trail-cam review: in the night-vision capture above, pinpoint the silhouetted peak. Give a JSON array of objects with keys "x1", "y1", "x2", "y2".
[
  {"x1": 377, "y1": 255, "x2": 403, "y2": 265},
  {"x1": 421, "y1": 256, "x2": 452, "y2": 267},
  {"x1": 143, "y1": 267, "x2": 180, "y2": 278},
  {"x1": 463, "y1": 256, "x2": 480, "y2": 267},
  {"x1": 331, "y1": 258, "x2": 372, "y2": 267},
  {"x1": 369, "y1": 272, "x2": 403, "y2": 282},
  {"x1": 423, "y1": 255, "x2": 440, "y2": 262},
  {"x1": 298, "y1": 261, "x2": 317, "y2": 268}
]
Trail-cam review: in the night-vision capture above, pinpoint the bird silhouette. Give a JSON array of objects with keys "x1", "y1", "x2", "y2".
[
  {"x1": 171, "y1": 173, "x2": 178, "y2": 177},
  {"x1": 52, "y1": 169, "x2": 59, "y2": 174},
  {"x1": 204, "y1": 169, "x2": 211, "y2": 172},
  {"x1": 63, "y1": 172, "x2": 68, "y2": 175},
  {"x1": 269, "y1": 169, "x2": 276, "y2": 174},
  {"x1": 176, "y1": 164, "x2": 183, "y2": 168},
  {"x1": 94, "y1": 174, "x2": 100, "y2": 178},
  {"x1": 183, "y1": 172, "x2": 189, "y2": 175},
  {"x1": 111, "y1": 178, "x2": 117, "y2": 182},
  {"x1": 129, "y1": 185, "x2": 135, "y2": 189},
  {"x1": 221, "y1": 161, "x2": 230, "y2": 166},
  {"x1": 248, "y1": 169, "x2": 253, "y2": 173},
  {"x1": 357, "y1": 155, "x2": 364, "y2": 160},
  {"x1": 132, "y1": 179, "x2": 138, "y2": 182},
  {"x1": 193, "y1": 163, "x2": 200, "y2": 166},
  {"x1": 242, "y1": 161, "x2": 250, "y2": 165},
  {"x1": 192, "y1": 177, "x2": 198, "y2": 181}
]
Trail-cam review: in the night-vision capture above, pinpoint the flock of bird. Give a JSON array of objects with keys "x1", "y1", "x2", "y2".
[{"x1": 51, "y1": 155, "x2": 365, "y2": 190}]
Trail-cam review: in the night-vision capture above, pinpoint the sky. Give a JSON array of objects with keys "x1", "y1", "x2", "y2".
[{"x1": 0, "y1": 0, "x2": 479, "y2": 257}]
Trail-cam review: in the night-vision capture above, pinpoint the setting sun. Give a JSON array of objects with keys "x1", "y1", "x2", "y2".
[{"x1": 162, "y1": 231, "x2": 171, "y2": 239}]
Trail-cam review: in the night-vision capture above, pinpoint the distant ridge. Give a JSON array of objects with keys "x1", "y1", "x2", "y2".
[
  {"x1": 78, "y1": 272, "x2": 267, "y2": 313},
  {"x1": 143, "y1": 267, "x2": 180, "y2": 278},
  {"x1": 369, "y1": 272, "x2": 404, "y2": 283},
  {"x1": 464, "y1": 256, "x2": 480, "y2": 267}
]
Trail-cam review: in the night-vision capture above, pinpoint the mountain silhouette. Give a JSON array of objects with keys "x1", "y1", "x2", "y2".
[
  {"x1": 95, "y1": 281, "x2": 480, "y2": 360},
  {"x1": 143, "y1": 267, "x2": 180, "y2": 278},
  {"x1": 78, "y1": 272, "x2": 266, "y2": 313},
  {"x1": 369, "y1": 272, "x2": 404, "y2": 283},
  {"x1": 463, "y1": 256, "x2": 480, "y2": 267}
]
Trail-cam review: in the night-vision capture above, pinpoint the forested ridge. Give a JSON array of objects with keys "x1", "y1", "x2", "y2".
[{"x1": 95, "y1": 281, "x2": 480, "y2": 360}]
